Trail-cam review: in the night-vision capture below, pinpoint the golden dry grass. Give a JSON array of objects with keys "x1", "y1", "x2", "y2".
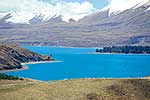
[{"x1": 0, "y1": 78, "x2": 150, "y2": 100}]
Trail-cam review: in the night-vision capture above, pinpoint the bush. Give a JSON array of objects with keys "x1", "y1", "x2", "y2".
[{"x1": 0, "y1": 73, "x2": 23, "y2": 80}]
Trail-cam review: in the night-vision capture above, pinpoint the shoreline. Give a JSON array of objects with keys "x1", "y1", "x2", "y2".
[
  {"x1": 52, "y1": 77, "x2": 150, "y2": 82},
  {"x1": 0, "y1": 66, "x2": 28, "y2": 73},
  {"x1": 21, "y1": 60, "x2": 62, "y2": 65},
  {"x1": 22, "y1": 45, "x2": 99, "y2": 49},
  {"x1": 89, "y1": 52, "x2": 150, "y2": 55},
  {"x1": 0, "y1": 60, "x2": 62, "y2": 73}
]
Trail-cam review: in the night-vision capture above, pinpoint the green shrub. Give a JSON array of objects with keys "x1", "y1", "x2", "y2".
[{"x1": 0, "y1": 73, "x2": 23, "y2": 80}]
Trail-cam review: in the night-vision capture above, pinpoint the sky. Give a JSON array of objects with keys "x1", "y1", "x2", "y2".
[{"x1": 39, "y1": 0, "x2": 108, "y2": 9}]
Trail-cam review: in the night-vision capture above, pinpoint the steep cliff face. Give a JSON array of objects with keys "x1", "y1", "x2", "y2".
[{"x1": 0, "y1": 44, "x2": 51, "y2": 70}]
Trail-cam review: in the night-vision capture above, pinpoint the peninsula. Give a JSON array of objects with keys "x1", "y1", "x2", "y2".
[{"x1": 0, "y1": 44, "x2": 52, "y2": 71}]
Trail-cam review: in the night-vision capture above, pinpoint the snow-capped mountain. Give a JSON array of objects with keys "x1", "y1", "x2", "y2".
[
  {"x1": 102, "y1": 0, "x2": 150, "y2": 16},
  {"x1": 0, "y1": 11, "x2": 80, "y2": 24},
  {"x1": 0, "y1": 13, "x2": 12, "y2": 24},
  {"x1": 0, "y1": 0, "x2": 150, "y2": 25},
  {"x1": 80, "y1": 0, "x2": 150, "y2": 25},
  {"x1": 0, "y1": 0, "x2": 150, "y2": 47}
]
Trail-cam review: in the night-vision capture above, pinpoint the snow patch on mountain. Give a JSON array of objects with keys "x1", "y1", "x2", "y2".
[
  {"x1": 0, "y1": 13, "x2": 13, "y2": 24},
  {"x1": 0, "y1": 11, "x2": 87, "y2": 24},
  {"x1": 6, "y1": 12, "x2": 35, "y2": 24},
  {"x1": 103, "y1": 0, "x2": 150, "y2": 16}
]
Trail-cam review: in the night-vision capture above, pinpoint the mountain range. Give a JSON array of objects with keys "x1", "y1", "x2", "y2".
[{"x1": 0, "y1": 0, "x2": 150, "y2": 47}]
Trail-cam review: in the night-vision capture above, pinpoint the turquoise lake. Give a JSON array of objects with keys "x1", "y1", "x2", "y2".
[{"x1": 6, "y1": 46, "x2": 150, "y2": 81}]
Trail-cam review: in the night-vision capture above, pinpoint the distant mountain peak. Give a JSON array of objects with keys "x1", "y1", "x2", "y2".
[
  {"x1": 69, "y1": 18, "x2": 76, "y2": 22},
  {"x1": 29, "y1": 14, "x2": 45, "y2": 24},
  {"x1": 101, "y1": 0, "x2": 150, "y2": 16},
  {"x1": 0, "y1": 13, "x2": 12, "y2": 24},
  {"x1": 0, "y1": 11, "x2": 79, "y2": 24},
  {"x1": 47, "y1": 15, "x2": 64, "y2": 23}
]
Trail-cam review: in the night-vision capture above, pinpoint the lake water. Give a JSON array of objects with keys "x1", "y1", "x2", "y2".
[{"x1": 6, "y1": 46, "x2": 150, "y2": 81}]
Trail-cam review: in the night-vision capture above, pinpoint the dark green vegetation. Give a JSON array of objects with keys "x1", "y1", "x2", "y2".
[
  {"x1": 0, "y1": 44, "x2": 52, "y2": 70},
  {"x1": 0, "y1": 73, "x2": 23, "y2": 80},
  {"x1": 0, "y1": 78, "x2": 150, "y2": 100},
  {"x1": 96, "y1": 46, "x2": 150, "y2": 54}
]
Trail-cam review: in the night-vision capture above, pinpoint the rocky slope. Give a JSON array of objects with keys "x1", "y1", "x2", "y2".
[{"x1": 0, "y1": 44, "x2": 51, "y2": 70}]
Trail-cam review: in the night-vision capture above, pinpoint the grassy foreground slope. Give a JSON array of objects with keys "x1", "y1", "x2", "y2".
[{"x1": 0, "y1": 78, "x2": 150, "y2": 100}]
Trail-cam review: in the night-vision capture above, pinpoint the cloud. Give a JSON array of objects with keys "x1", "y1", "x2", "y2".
[
  {"x1": 0, "y1": 0, "x2": 97, "y2": 22},
  {"x1": 52, "y1": 1, "x2": 96, "y2": 21}
]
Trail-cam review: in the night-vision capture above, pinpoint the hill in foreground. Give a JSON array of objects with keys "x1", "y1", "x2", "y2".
[
  {"x1": 0, "y1": 44, "x2": 52, "y2": 70},
  {"x1": 0, "y1": 78, "x2": 150, "y2": 100}
]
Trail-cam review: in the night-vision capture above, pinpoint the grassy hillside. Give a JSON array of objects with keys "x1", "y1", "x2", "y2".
[{"x1": 0, "y1": 78, "x2": 150, "y2": 100}]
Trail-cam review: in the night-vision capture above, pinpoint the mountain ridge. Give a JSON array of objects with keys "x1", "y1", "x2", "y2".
[
  {"x1": 0, "y1": 0, "x2": 150, "y2": 24},
  {"x1": 0, "y1": 12, "x2": 77, "y2": 24},
  {"x1": 0, "y1": 0, "x2": 150, "y2": 47}
]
